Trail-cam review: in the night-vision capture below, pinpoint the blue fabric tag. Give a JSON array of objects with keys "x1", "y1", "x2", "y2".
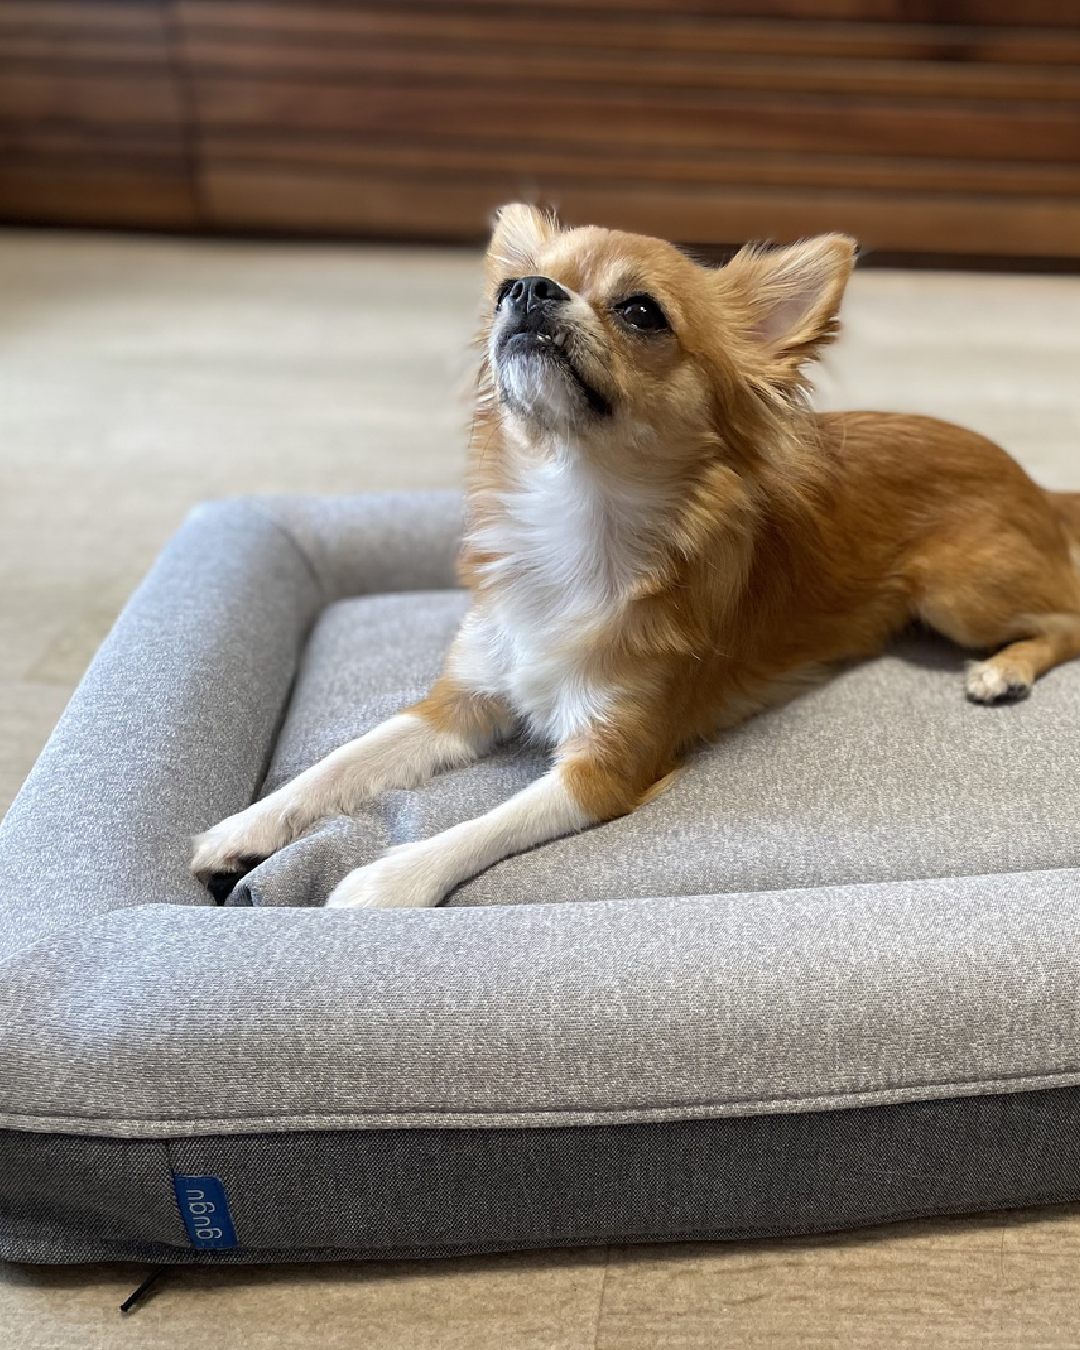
[{"x1": 172, "y1": 1174, "x2": 238, "y2": 1249}]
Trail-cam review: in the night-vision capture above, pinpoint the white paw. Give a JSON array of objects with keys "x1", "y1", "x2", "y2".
[
  {"x1": 324, "y1": 845, "x2": 448, "y2": 909},
  {"x1": 966, "y1": 660, "x2": 1030, "y2": 706},
  {"x1": 190, "y1": 801, "x2": 294, "y2": 881}
]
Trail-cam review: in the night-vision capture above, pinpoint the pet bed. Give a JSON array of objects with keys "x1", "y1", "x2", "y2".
[{"x1": 2, "y1": 491, "x2": 1080, "y2": 1265}]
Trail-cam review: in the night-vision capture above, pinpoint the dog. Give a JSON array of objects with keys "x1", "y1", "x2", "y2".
[{"x1": 192, "y1": 203, "x2": 1080, "y2": 909}]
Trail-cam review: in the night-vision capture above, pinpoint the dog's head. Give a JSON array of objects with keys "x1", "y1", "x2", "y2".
[{"x1": 482, "y1": 203, "x2": 856, "y2": 475}]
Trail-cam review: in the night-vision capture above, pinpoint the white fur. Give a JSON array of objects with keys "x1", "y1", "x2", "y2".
[
  {"x1": 458, "y1": 453, "x2": 663, "y2": 744},
  {"x1": 325, "y1": 769, "x2": 591, "y2": 908},
  {"x1": 966, "y1": 660, "x2": 1028, "y2": 703},
  {"x1": 493, "y1": 290, "x2": 597, "y2": 432},
  {"x1": 190, "y1": 442, "x2": 661, "y2": 899},
  {"x1": 190, "y1": 712, "x2": 491, "y2": 877},
  {"x1": 500, "y1": 350, "x2": 579, "y2": 428}
]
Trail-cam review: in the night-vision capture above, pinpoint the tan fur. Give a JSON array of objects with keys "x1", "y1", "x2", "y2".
[{"x1": 444, "y1": 205, "x2": 1080, "y2": 824}]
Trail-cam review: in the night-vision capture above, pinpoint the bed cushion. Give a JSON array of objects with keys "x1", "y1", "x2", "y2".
[{"x1": 2, "y1": 491, "x2": 1080, "y2": 1265}]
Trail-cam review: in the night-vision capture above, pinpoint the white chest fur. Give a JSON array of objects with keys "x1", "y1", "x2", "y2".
[{"x1": 454, "y1": 457, "x2": 657, "y2": 745}]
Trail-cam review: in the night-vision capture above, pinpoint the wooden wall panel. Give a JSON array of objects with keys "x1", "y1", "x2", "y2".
[
  {"x1": 1, "y1": 1, "x2": 1078, "y2": 258},
  {"x1": 176, "y1": 0, "x2": 1080, "y2": 257},
  {"x1": 0, "y1": 1, "x2": 197, "y2": 228}
]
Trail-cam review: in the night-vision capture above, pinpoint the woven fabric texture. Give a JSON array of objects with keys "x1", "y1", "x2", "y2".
[{"x1": 1, "y1": 492, "x2": 1078, "y2": 1144}]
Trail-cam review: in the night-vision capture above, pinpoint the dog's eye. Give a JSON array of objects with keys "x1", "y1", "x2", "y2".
[
  {"x1": 495, "y1": 279, "x2": 515, "y2": 308},
  {"x1": 615, "y1": 294, "x2": 670, "y2": 333}
]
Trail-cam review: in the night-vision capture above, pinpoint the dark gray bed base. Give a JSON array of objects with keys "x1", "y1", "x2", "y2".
[{"x1": 4, "y1": 1088, "x2": 1077, "y2": 1265}]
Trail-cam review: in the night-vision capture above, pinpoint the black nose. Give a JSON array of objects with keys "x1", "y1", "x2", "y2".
[{"x1": 505, "y1": 275, "x2": 570, "y2": 314}]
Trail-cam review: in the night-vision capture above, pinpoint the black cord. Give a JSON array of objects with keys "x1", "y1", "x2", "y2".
[{"x1": 119, "y1": 1265, "x2": 169, "y2": 1314}]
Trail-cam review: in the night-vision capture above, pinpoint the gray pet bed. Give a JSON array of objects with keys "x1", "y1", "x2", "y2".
[{"x1": 3, "y1": 491, "x2": 1080, "y2": 1265}]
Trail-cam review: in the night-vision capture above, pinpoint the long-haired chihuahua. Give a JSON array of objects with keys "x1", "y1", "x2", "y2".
[{"x1": 193, "y1": 204, "x2": 1080, "y2": 908}]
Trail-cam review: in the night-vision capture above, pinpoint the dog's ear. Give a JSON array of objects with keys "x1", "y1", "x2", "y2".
[
  {"x1": 719, "y1": 234, "x2": 857, "y2": 374},
  {"x1": 486, "y1": 203, "x2": 562, "y2": 279}
]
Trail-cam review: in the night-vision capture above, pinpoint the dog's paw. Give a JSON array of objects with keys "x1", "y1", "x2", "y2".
[
  {"x1": 965, "y1": 660, "x2": 1031, "y2": 706},
  {"x1": 324, "y1": 846, "x2": 447, "y2": 910},
  {"x1": 190, "y1": 802, "x2": 294, "y2": 885}
]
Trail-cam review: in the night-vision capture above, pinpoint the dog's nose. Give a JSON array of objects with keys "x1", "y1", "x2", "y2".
[{"x1": 506, "y1": 275, "x2": 570, "y2": 314}]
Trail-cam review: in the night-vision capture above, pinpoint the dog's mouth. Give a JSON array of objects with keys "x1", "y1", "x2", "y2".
[
  {"x1": 502, "y1": 329, "x2": 566, "y2": 356},
  {"x1": 496, "y1": 326, "x2": 612, "y2": 419}
]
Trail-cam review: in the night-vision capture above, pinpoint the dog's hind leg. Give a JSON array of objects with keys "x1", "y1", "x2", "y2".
[
  {"x1": 917, "y1": 540, "x2": 1080, "y2": 705},
  {"x1": 964, "y1": 615, "x2": 1080, "y2": 705}
]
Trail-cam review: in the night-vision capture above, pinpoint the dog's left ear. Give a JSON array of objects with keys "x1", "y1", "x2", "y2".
[
  {"x1": 486, "y1": 203, "x2": 562, "y2": 280},
  {"x1": 719, "y1": 234, "x2": 857, "y2": 373}
]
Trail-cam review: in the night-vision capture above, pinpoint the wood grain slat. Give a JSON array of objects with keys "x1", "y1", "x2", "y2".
[
  {"x1": 203, "y1": 165, "x2": 1080, "y2": 256},
  {"x1": 0, "y1": 162, "x2": 197, "y2": 226},
  {"x1": 0, "y1": 29, "x2": 169, "y2": 65},
  {"x1": 0, "y1": 123, "x2": 189, "y2": 160},
  {"x1": 279, "y1": 0, "x2": 1076, "y2": 24},
  {"x1": 192, "y1": 77, "x2": 1080, "y2": 165},
  {"x1": 175, "y1": 38, "x2": 1080, "y2": 104},
  {"x1": 0, "y1": 1, "x2": 166, "y2": 38},
  {"x1": 200, "y1": 132, "x2": 1080, "y2": 200},
  {"x1": 174, "y1": 4, "x2": 1080, "y2": 67}
]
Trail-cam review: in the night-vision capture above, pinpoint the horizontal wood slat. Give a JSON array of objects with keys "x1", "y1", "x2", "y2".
[
  {"x1": 0, "y1": 162, "x2": 197, "y2": 226},
  {"x1": 175, "y1": 4, "x2": 1080, "y2": 66},
  {"x1": 201, "y1": 132, "x2": 1080, "y2": 200},
  {"x1": 0, "y1": 125, "x2": 191, "y2": 164},
  {"x1": 270, "y1": 0, "x2": 1077, "y2": 24},
  {"x1": 0, "y1": 32, "x2": 169, "y2": 65},
  {"x1": 176, "y1": 40, "x2": 1080, "y2": 103}
]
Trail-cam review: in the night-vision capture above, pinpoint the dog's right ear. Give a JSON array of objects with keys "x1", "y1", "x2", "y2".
[
  {"x1": 718, "y1": 234, "x2": 857, "y2": 383},
  {"x1": 486, "y1": 203, "x2": 562, "y2": 280}
]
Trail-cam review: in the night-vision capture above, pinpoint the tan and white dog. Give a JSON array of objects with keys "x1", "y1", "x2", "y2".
[{"x1": 192, "y1": 204, "x2": 1080, "y2": 908}]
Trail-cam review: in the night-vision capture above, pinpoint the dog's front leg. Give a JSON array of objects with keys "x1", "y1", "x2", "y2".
[
  {"x1": 191, "y1": 680, "x2": 512, "y2": 884},
  {"x1": 324, "y1": 739, "x2": 674, "y2": 910}
]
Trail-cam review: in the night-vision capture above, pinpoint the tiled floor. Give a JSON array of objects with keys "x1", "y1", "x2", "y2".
[{"x1": 2, "y1": 230, "x2": 1080, "y2": 1347}]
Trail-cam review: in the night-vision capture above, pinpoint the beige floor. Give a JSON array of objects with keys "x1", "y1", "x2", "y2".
[{"x1": 2, "y1": 229, "x2": 1080, "y2": 1347}]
